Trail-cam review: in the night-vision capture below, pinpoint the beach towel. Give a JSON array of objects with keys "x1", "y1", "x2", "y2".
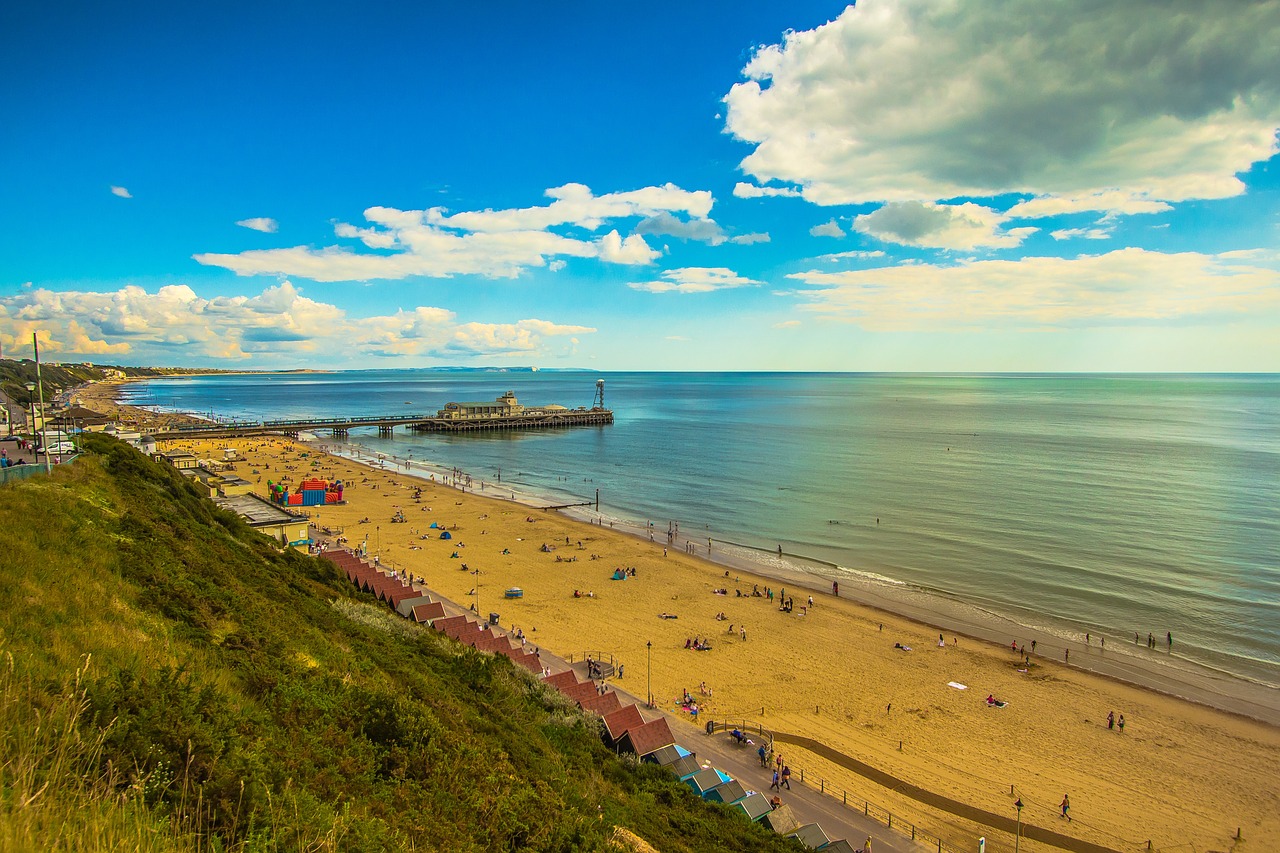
[{"x1": 947, "y1": 681, "x2": 968, "y2": 691}]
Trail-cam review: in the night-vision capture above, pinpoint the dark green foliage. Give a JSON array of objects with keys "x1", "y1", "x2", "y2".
[{"x1": 0, "y1": 436, "x2": 799, "y2": 852}]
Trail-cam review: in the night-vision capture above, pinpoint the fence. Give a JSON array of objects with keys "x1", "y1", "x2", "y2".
[{"x1": 0, "y1": 454, "x2": 79, "y2": 486}]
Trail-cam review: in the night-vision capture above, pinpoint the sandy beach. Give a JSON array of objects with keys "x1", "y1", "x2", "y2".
[{"x1": 155, "y1": 431, "x2": 1280, "y2": 853}]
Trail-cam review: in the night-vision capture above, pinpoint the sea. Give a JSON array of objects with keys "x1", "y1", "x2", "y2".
[{"x1": 121, "y1": 371, "x2": 1280, "y2": 690}]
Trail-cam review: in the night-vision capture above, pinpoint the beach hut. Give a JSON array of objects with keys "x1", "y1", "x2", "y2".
[
  {"x1": 704, "y1": 779, "x2": 748, "y2": 806},
  {"x1": 642, "y1": 744, "x2": 684, "y2": 767},
  {"x1": 666, "y1": 754, "x2": 701, "y2": 781},
  {"x1": 821, "y1": 840, "x2": 859, "y2": 853},
  {"x1": 578, "y1": 691, "x2": 623, "y2": 717},
  {"x1": 684, "y1": 767, "x2": 726, "y2": 798},
  {"x1": 602, "y1": 704, "x2": 646, "y2": 744},
  {"x1": 410, "y1": 601, "x2": 447, "y2": 624},
  {"x1": 395, "y1": 595, "x2": 434, "y2": 618},
  {"x1": 561, "y1": 681, "x2": 601, "y2": 705},
  {"x1": 617, "y1": 718, "x2": 676, "y2": 759},
  {"x1": 785, "y1": 823, "x2": 831, "y2": 849},
  {"x1": 731, "y1": 791, "x2": 773, "y2": 822},
  {"x1": 543, "y1": 670, "x2": 581, "y2": 692},
  {"x1": 761, "y1": 803, "x2": 799, "y2": 835}
]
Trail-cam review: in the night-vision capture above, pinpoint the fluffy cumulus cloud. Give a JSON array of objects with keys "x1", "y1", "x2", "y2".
[
  {"x1": 236, "y1": 217, "x2": 279, "y2": 233},
  {"x1": 725, "y1": 1, "x2": 1280, "y2": 211},
  {"x1": 854, "y1": 202, "x2": 1038, "y2": 250},
  {"x1": 0, "y1": 282, "x2": 595, "y2": 362},
  {"x1": 787, "y1": 248, "x2": 1280, "y2": 330},
  {"x1": 197, "y1": 184, "x2": 720, "y2": 282},
  {"x1": 110, "y1": 186, "x2": 132, "y2": 198},
  {"x1": 628, "y1": 267, "x2": 762, "y2": 294}
]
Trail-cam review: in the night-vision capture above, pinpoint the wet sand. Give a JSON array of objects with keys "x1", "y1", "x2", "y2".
[{"x1": 162, "y1": 434, "x2": 1280, "y2": 852}]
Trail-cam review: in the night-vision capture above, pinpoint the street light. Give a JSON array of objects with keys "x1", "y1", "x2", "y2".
[
  {"x1": 23, "y1": 383, "x2": 38, "y2": 465},
  {"x1": 646, "y1": 641, "x2": 653, "y2": 708},
  {"x1": 1014, "y1": 798, "x2": 1023, "y2": 853}
]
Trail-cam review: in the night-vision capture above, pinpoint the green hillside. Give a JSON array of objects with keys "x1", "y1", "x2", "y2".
[{"x1": 0, "y1": 434, "x2": 798, "y2": 852}]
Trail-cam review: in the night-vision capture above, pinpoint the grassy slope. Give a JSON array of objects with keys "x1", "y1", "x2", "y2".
[{"x1": 0, "y1": 435, "x2": 799, "y2": 852}]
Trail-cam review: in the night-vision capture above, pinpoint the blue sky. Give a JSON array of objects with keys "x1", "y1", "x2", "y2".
[{"x1": 2, "y1": 0, "x2": 1279, "y2": 371}]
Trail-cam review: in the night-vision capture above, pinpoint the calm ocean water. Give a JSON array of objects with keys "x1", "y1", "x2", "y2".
[{"x1": 123, "y1": 371, "x2": 1280, "y2": 687}]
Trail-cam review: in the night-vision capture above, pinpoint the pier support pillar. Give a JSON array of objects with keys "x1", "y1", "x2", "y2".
[{"x1": 378, "y1": 425, "x2": 394, "y2": 437}]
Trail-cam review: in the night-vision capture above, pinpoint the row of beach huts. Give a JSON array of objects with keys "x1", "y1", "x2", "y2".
[{"x1": 321, "y1": 548, "x2": 863, "y2": 852}]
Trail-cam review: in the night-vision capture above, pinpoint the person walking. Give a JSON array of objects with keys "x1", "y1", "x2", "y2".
[
  {"x1": 769, "y1": 770, "x2": 780, "y2": 791},
  {"x1": 1060, "y1": 793, "x2": 1071, "y2": 821},
  {"x1": 781, "y1": 765, "x2": 791, "y2": 789}
]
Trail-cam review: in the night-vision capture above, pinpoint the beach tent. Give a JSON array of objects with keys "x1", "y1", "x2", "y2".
[
  {"x1": 785, "y1": 823, "x2": 832, "y2": 849},
  {"x1": 439, "y1": 530, "x2": 452, "y2": 539},
  {"x1": 429, "y1": 522, "x2": 439, "y2": 528}
]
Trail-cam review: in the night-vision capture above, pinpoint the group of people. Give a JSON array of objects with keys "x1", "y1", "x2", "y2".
[
  {"x1": 684, "y1": 637, "x2": 712, "y2": 651},
  {"x1": 1106, "y1": 710, "x2": 1126, "y2": 731}
]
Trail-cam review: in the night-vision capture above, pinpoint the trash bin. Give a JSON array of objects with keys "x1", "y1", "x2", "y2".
[{"x1": 488, "y1": 612, "x2": 500, "y2": 626}]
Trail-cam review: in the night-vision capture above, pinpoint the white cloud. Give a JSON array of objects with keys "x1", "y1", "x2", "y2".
[
  {"x1": 1050, "y1": 227, "x2": 1113, "y2": 241},
  {"x1": 773, "y1": 320, "x2": 801, "y2": 328},
  {"x1": 733, "y1": 182, "x2": 802, "y2": 199},
  {"x1": 110, "y1": 186, "x2": 132, "y2": 198},
  {"x1": 196, "y1": 183, "x2": 707, "y2": 281},
  {"x1": 820, "y1": 250, "x2": 885, "y2": 262},
  {"x1": 787, "y1": 248, "x2": 1280, "y2": 330},
  {"x1": 810, "y1": 219, "x2": 846, "y2": 238},
  {"x1": 548, "y1": 259, "x2": 567, "y2": 272},
  {"x1": 854, "y1": 202, "x2": 1037, "y2": 250},
  {"x1": 236, "y1": 217, "x2": 279, "y2": 233},
  {"x1": 628, "y1": 267, "x2": 762, "y2": 294},
  {"x1": 635, "y1": 212, "x2": 729, "y2": 244},
  {"x1": 0, "y1": 282, "x2": 596, "y2": 362},
  {"x1": 1005, "y1": 192, "x2": 1173, "y2": 219},
  {"x1": 597, "y1": 230, "x2": 659, "y2": 265},
  {"x1": 725, "y1": 2, "x2": 1280, "y2": 209},
  {"x1": 731, "y1": 232, "x2": 770, "y2": 245}
]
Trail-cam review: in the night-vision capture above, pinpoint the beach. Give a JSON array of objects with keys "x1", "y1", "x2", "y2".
[{"x1": 162, "y1": 432, "x2": 1280, "y2": 852}]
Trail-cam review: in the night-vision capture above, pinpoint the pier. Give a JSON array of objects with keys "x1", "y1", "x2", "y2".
[{"x1": 152, "y1": 384, "x2": 613, "y2": 440}]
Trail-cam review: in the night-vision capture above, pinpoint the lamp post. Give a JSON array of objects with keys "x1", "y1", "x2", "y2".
[
  {"x1": 24, "y1": 383, "x2": 36, "y2": 461},
  {"x1": 32, "y1": 334, "x2": 52, "y2": 474},
  {"x1": 1014, "y1": 798, "x2": 1023, "y2": 853},
  {"x1": 646, "y1": 641, "x2": 653, "y2": 708}
]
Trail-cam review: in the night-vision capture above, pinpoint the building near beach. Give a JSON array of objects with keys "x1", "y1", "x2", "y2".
[{"x1": 214, "y1": 492, "x2": 310, "y2": 549}]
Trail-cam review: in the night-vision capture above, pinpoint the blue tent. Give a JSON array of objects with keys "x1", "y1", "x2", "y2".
[
  {"x1": 439, "y1": 531, "x2": 452, "y2": 540},
  {"x1": 429, "y1": 522, "x2": 439, "y2": 529}
]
